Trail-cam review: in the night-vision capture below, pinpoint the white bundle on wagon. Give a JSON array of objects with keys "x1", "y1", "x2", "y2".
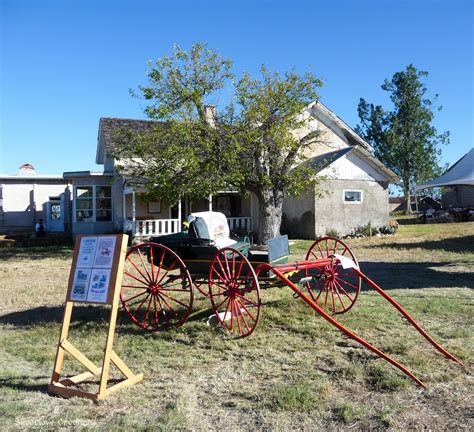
[{"x1": 190, "y1": 211, "x2": 237, "y2": 249}]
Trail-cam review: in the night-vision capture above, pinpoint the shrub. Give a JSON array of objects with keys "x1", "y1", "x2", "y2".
[
  {"x1": 326, "y1": 228, "x2": 340, "y2": 238},
  {"x1": 353, "y1": 222, "x2": 378, "y2": 237}
]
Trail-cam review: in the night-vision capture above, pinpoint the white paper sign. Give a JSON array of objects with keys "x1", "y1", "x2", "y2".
[
  {"x1": 77, "y1": 237, "x2": 98, "y2": 268},
  {"x1": 93, "y1": 237, "x2": 117, "y2": 268},
  {"x1": 86, "y1": 269, "x2": 111, "y2": 303},
  {"x1": 70, "y1": 268, "x2": 92, "y2": 301}
]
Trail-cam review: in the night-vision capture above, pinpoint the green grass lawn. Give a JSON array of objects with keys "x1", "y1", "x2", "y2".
[{"x1": 0, "y1": 222, "x2": 473, "y2": 431}]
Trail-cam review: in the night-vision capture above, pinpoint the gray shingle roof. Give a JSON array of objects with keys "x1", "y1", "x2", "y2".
[{"x1": 99, "y1": 117, "x2": 163, "y2": 150}]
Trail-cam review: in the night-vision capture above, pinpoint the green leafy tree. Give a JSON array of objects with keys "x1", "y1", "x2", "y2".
[
  {"x1": 112, "y1": 43, "x2": 325, "y2": 243},
  {"x1": 356, "y1": 64, "x2": 449, "y2": 213}
]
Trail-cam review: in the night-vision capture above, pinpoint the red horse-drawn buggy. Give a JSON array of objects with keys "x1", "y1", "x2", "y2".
[{"x1": 120, "y1": 212, "x2": 463, "y2": 386}]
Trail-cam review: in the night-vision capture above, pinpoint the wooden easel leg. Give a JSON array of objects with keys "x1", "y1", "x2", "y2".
[
  {"x1": 98, "y1": 300, "x2": 120, "y2": 398},
  {"x1": 50, "y1": 302, "x2": 74, "y2": 384}
]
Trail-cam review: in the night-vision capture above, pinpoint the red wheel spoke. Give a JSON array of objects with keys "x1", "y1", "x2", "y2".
[
  {"x1": 159, "y1": 287, "x2": 191, "y2": 293},
  {"x1": 333, "y1": 279, "x2": 355, "y2": 301},
  {"x1": 156, "y1": 259, "x2": 178, "y2": 287},
  {"x1": 333, "y1": 284, "x2": 347, "y2": 310},
  {"x1": 158, "y1": 290, "x2": 190, "y2": 308},
  {"x1": 124, "y1": 270, "x2": 150, "y2": 287},
  {"x1": 235, "y1": 291, "x2": 259, "y2": 307},
  {"x1": 135, "y1": 293, "x2": 151, "y2": 313},
  {"x1": 149, "y1": 246, "x2": 155, "y2": 283},
  {"x1": 215, "y1": 295, "x2": 230, "y2": 311},
  {"x1": 330, "y1": 281, "x2": 336, "y2": 312},
  {"x1": 234, "y1": 297, "x2": 257, "y2": 322},
  {"x1": 229, "y1": 299, "x2": 235, "y2": 332},
  {"x1": 235, "y1": 258, "x2": 245, "y2": 279},
  {"x1": 335, "y1": 276, "x2": 359, "y2": 291},
  {"x1": 143, "y1": 295, "x2": 153, "y2": 324},
  {"x1": 211, "y1": 280, "x2": 229, "y2": 292},
  {"x1": 211, "y1": 267, "x2": 228, "y2": 285},
  {"x1": 153, "y1": 295, "x2": 159, "y2": 327},
  {"x1": 317, "y1": 244, "x2": 324, "y2": 258},
  {"x1": 124, "y1": 290, "x2": 148, "y2": 303},
  {"x1": 237, "y1": 305, "x2": 255, "y2": 331},
  {"x1": 234, "y1": 301, "x2": 243, "y2": 335},
  {"x1": 122, "y1": 284, "x2": 151, "y2": 289},
  {"x1": 232, "y1": 252, "x2": 236, "y2": 280},
  {"x1": 137, "y1": 248, "x2": 153, "y2": 283},
  {"x1": 224, "y1": 253, "x2": 231, "y2": 281},
  {"x1": 154, "y1": 250, "x2": 166, "y2": 284},
  {"x1": 127, "y1": 257, "x2": 152, "y2": 285},
  {"x1": 222, "y1": 296, "x2": 232, "y2": 324},
  {"x1": 157, "y1": 293, "x2": 179, "y2": 317},
  {"x1": 216, "y1": 256, "x2": 230, "y2": 282},
  {"x1": 323, "y1": 282, "x2": 329, "y2": 308}
]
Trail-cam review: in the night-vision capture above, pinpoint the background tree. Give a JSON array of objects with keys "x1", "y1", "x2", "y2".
[
  {"x1": 356, "y1": 64, "x2": 449, "y2": 213},
  {"x1": 112, "y1": 43, "x2": 325, "y2": 243}
]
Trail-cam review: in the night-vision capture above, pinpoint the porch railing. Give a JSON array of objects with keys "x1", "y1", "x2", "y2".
[
  {"x1": 227, "y1": 217, "x2": 252, "y2": 233},
  {"x1": 130, "y1": 216, "x2": 252, "y2": 237},
  {"x1": 133, "y1": 219, "x2": 181, "y2": 237}
]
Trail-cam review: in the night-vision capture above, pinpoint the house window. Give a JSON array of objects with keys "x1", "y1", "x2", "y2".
[
  {"x1": 148, "y1": 200, "x2": 161, "y2": 214},
  {"x1": 96, "y1": 186, "x2": 112, "y2": 221},
  {"x1": 344, "y1": 190, "x2": 363, "y2": 203},
  {"x1": 76, "y1": 187, "x2": 93, "y2": 221},
  {"x1": 75, "y1": 186, "x2": 112, "y2": 222}
]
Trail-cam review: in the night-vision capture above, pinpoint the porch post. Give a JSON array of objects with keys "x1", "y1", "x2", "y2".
[
  {"x1": 132, "y1": 191, "x2": 136, "y2": 237},
  {"x1": 178, "y1": 198, "x2": 182, "y2": 223},
  {"x1": 122, "y1": 190, "x2": 126, "y2": 232},
  {"x1": 208, "y1": 194, "x2": 213, "y2": 212}
]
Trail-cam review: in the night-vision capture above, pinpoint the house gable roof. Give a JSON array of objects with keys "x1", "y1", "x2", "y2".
[
  {"x1": 95, "y1": 103, "x2": 396, "y2": 182},
  {"x1": 308, "y1": 101, "x2": 374, "y2": 152},
  {"x1": 96, "y1": 117, "x2": 163, "y2": 164},
  {"x1": 307, "y1": 146, "x2": 399, "y2": 183}
]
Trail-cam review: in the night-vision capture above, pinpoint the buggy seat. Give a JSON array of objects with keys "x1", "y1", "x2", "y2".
[{"x1": 189, "y1": 211, "x2": 237, "y2": 249}]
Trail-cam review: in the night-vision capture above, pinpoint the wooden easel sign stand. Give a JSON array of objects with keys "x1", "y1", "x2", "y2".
[{"x1": 48, "y1": 234, "x2": 143, "y2": 401}]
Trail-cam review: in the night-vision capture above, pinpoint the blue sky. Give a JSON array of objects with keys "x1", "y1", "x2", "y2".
[{"x1": 1, "y1": 0, "x2": 472, "y2": 175}]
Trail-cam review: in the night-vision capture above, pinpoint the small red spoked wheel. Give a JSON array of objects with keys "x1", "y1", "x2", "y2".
[
  {"x1": 305, "y1": 237, "x2": 361, "y2": 314},
  {"x1": 121, "y1": 242, "x2": 193, "y2": 330},
  {"x1": 208, "y1": 247, "x2": 261, "y2": 338}
]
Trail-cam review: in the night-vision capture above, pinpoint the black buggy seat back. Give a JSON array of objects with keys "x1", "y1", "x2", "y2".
[
  {"x1": 189, "y1": 211, "x2": 238, "y2": 249},
  {"x1": 188, "y1": 216, "x2": 211, "y2": 241}
]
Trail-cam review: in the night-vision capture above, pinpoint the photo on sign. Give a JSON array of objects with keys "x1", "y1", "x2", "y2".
[
  {"x1": 86, "y1": 269, "x2": 111, "y2": 303},
  {"x1": 77, "y1": 237, "x2": 98, "y2": 268},
  {"x1": 70, "y1": 268, "x2": 92, "y2": 302},
  {"x1": 93, "y1": 237, "x2": 116, "y2": 268}
]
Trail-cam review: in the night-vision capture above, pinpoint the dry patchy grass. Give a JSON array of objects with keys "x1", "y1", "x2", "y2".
[{"x1": 0, "y1": 224, "x2": 473, "y2": 431}]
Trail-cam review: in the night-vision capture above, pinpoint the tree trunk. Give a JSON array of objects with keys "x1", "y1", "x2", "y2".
[
  {"x1": 257, "y1": 188, "x2": 284, "y2": 244},
  {"x1": 403, "y1": 183, "x2": 412, "y2": 215}
]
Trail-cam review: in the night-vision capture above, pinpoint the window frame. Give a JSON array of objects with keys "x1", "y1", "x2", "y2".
[
  {"x1": 74, "y1": 185, "x2": 113, "y2": 223},
  {"x1": 343, "y1": 189, "x2": 363, "y2": 204}
]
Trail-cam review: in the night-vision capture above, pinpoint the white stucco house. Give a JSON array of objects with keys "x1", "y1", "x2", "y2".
[
  {"x1": 63, "y1": 102, "x2": 397, "y2": 239},
  {"x1": 1, "y1": 102, "x2": 398, "y2": 240},
  {"x1": 0, "y1": 164, "x2": 71, "y2": 233}
]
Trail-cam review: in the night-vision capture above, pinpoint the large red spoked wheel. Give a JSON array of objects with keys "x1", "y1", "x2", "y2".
[
  {"x1": 121, "y1": 243, "x2": 193, "y2": 330},
  {"x1": 305, "y1": 237, "x2": 361, "y2": 314},
  {"x1": 208, "y1": 248, "x2": 261, "y2": 338}
]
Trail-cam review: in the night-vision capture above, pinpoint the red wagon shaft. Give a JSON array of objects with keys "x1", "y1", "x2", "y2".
[{"x1": 255, "y1": 255, "x2": 464, "y2": 386}]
